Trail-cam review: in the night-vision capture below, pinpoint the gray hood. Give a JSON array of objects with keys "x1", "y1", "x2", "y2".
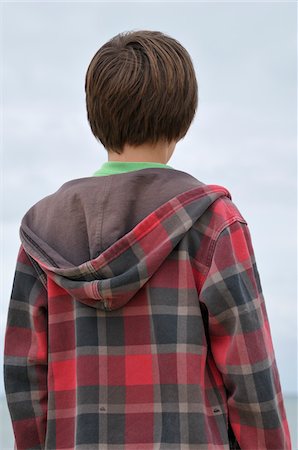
[{"x1": 19, "y1": 167, "x2": 232, "y2": 310}]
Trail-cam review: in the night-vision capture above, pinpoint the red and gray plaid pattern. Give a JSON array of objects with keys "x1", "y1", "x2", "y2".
[{"x1": 3, "y1": 183, "x2": 292, "y2": 449}]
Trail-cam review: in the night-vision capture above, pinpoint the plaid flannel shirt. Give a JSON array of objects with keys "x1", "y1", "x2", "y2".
[{"x1": 3, "y1": 177, "x2": 292, "y2": 450}]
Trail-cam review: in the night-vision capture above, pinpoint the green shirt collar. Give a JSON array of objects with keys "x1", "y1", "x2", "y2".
[{"x1": 92, "y1": 161, "x2": 174, "y2": 177}]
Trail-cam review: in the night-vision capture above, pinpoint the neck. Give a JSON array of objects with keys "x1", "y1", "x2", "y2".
[{"x1": 107, "y1": 140, "x2": 176, "y2": 164}]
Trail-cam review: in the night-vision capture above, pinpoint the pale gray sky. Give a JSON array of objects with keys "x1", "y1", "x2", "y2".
[{"x1": 1, "y1": 2, "x2": 297, "y2": 397}]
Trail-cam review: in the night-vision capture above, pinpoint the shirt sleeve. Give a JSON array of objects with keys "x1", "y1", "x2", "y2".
[
  {"x1": 198, "y1": 219, "x2": 292, "y2": 450},
  {"x1": 3, "y1": 244, "x2": 48, "y2": 450}
]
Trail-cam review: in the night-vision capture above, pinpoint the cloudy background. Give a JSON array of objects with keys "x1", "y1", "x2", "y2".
[{"x1": 1, "y1": 1, "x2": 297, "y2": 446}]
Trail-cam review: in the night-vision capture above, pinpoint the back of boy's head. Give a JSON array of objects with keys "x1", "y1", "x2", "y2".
[{"x1": 85, "y1": 29, "x2": 198, "y2": 155}]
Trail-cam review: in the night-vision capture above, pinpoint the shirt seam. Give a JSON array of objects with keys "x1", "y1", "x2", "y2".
[{"x1": 205, "y1": 215, "x2": 248, "y2": 269}]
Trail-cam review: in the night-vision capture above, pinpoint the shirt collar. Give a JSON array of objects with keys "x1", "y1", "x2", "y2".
[{"x1": 92, "y1": 160, "x2": 174, "y2": 176}]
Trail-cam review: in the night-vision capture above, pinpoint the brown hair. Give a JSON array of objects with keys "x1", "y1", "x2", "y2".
[{"x1": 85, "y1": 29, "x2": 198, "y2": 154}]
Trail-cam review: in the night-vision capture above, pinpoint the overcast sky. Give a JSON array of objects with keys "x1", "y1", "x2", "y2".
[{"x1": 1, "y1": 2, "x2": 297, "y2": 398}]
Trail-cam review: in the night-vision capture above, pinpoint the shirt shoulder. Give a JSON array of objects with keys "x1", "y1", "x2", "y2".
[
  {"x1": 189, "y1": 194, "x2": 248, "y2": 271},
  {"x1": 210, "y1": 194, "x2": 248, "y2": 235},
  {"x1": 196, "y1": 193, "x2": 247, "y2": 239}
]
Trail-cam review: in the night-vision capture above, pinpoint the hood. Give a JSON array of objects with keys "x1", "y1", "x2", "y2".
[{"x1": 19, "y1": 168, "x2": 232, "y2": 311}]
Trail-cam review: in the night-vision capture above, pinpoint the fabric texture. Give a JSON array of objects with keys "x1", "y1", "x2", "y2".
[{"x1": 3, "y1": 165, "x2": 292, "y2": 449}]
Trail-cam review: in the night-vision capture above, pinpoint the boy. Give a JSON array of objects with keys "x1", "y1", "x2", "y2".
[{"x1": 3, "y1": 29, "x2": 292, "y2": 449}]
